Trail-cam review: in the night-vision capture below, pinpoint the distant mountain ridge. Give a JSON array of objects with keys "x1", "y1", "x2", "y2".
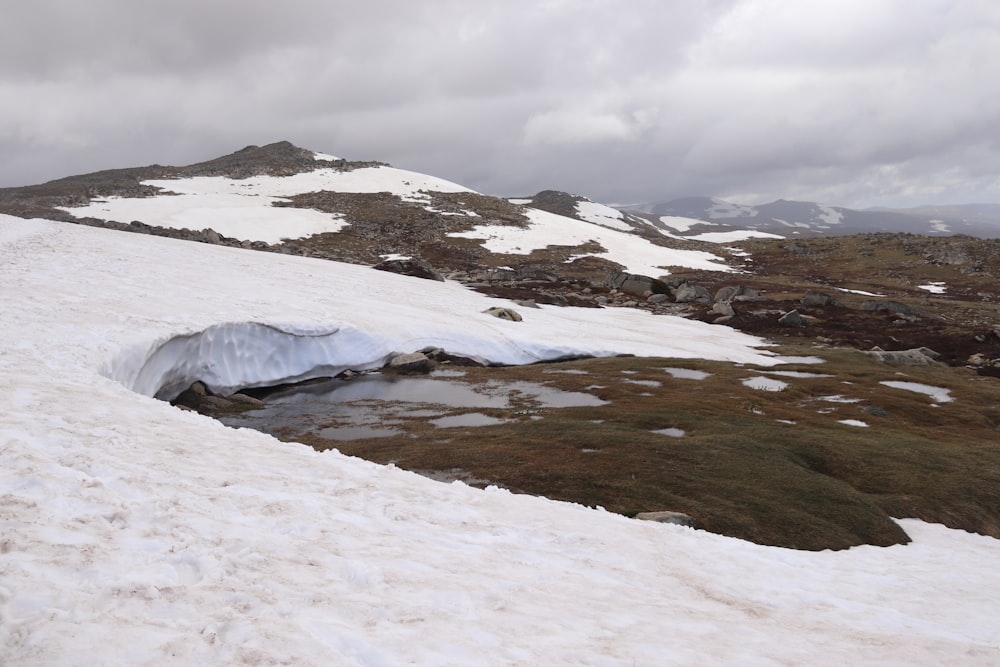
[{"x1": 619, "y1": 196, "x2": 1000, "y2": 238}]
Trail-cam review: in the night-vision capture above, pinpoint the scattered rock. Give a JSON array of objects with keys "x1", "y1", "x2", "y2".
[
  {"x1": 483, "y1": 307, "x2": 523, "y2": 322},
  {"x1": 514, "y1": 299, "x2": 541, "y2": 309},
  {"x1": 860, "y1": 300, "x2": 937, "y2": 319},
  {"x1": 228, "y1": 392, "x2": 265, "y2": 408}
]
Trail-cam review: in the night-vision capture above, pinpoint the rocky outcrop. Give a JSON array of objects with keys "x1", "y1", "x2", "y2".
[
  {"x1": 863, "y1": 346, "x2": 941, "y2": 365},
  {"x1": 608, "y1": 272, "x2": 669, "y2": 297},
  {"x1": 373, "y1": 257, "x2": 445, "y2": 281},
  {"x1": 860, "y1": 300, "x2": 938, "y2": 319}
]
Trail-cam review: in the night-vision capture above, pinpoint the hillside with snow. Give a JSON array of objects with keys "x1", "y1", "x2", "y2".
[{"x1": 3, "y1": 143, "x2": 1000, "y2": 664}]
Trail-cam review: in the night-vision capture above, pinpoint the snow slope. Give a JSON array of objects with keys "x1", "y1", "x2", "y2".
[
  {"x1": 2, "y1": 215, "x2": 1000, "y2": 665},
  {"x1": 60, "y1": 164, "x2": 473, "y2": 244},
  {"x1": 451, "y1": 208, "x2": 732, "y2": 275}
]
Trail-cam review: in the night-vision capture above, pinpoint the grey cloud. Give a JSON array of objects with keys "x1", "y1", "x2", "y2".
[{"x1": 2, "y1": 0, "x2": 999, "y2": 209}]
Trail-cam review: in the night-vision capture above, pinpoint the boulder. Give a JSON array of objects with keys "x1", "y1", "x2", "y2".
[
  {"x1": 373, "y1": 257, "x2": 445, "y2": 282},
  {"x1": 646, "y1": 293, "x2": 670, "y2": 304},
  {"x1": 715, "y1": 285, "x2": 760, "y2": 303},
  {"x1": 863, "y1": 346, "x2": 941, "y2": 365},
  {"x1": 635, "y1": 511, "x2": 700, "y2": 528},
  {"x1": 228, "y1": 392, "x2": 265, "y2": 408},
  {"x1": 482, "y1": 307, "x2": 523, "y2": 322},
  {"x1": 778, "y1": 309, "x2": 807, "y2": 327},
  {"x1": 386, "y1": 352, "x2": 435, "y2": 374},
  {"x1": 674, "y1": 283, "x2": 712, "y2": 304},
  {"x1": 608, "y1": 272, "x2": 669, "y2": 297},
  {"x1": 710, "y1": 301, "x2": 735, "y2": 318},
  {"x1": 800, "y1": 290, "x2": 841, "y2": 307}
]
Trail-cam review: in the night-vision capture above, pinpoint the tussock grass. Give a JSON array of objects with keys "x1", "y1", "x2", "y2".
[{"x1": 260, "y1": 346, "x2": 1000, "y2": 551}]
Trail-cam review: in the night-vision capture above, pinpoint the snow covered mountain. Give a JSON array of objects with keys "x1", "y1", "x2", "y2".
[
  {"x1": 3, "y1": 142, "x2": 1000, "y2": 664},
  {"x1": 622, "y1": 196, "x2": 1000, "y2": 237}
]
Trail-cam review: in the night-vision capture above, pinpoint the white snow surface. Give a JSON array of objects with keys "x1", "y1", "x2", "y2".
[
  {"x1": 880, "y1": 380, "x2": 954, "y2": 404},
  {"x1": 3, "y1": 215, "x2": 1000, "y2": 665},
  {"x1": 919, "y1": 282, "x2": 948, "y2": 294},
  {"x1": 59, "y1": 165, "x2": 473, "y2": 243},
  {"x1": 452, "y1": 208, "x2": 732, "y2": 275},
  {"x1": 574, "y1": 200, "x2": 633, "y2": 231}
]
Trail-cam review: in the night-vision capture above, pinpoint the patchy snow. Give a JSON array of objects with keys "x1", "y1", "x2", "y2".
[
  {"x1": 663, "y1": 367, "x2": 711, "y2": 380},
  {"x1": 838, "y1": 287, "x2": 886, "y2": 297},
  {"x1": 880, "y1": 380, "x2": 953, "y2": 404},
  {"x1": 59, "y1": 166, "x2": 473, "y2": 242},
  {"x1": 764, "y1": 370, "x2": 832, "y2": 378},
  {"x1": 650, "y1": 217, "x2": 781, "y2": 243},
  {"x1": 918, "y1": 282, "x2": 948, "y2": 294},
  {"x1": 839, "y1": 419, "x2": 870, "y2": 428},
  {"x1": 313, "y1": 151, "x2": 342, "y2": 161},
  {"x1": 682, "y1": 229, "x2": 783, "y2": 243},
  {"x1": 379, "y1": 253, "x2": 412, "y2": 261},
  {"x1": 774, "y1": 218, "x2": 813, "y2": 229},
  {"x1": 451, "y1": 208, "x2": 733, "y2": 275},
  {"x1": 815, "y1": 205, "x2": 844, "y2": 226},
  {"x1": 658, "y1": 215, "x2": 711, "y2": 232},
  {"x1": 929, "y1": 219, "x2": 951, "y2": 233},
  {"x1": 708, "y1": 198, "x2": 758, "y2": 219},
  {"x1": 62, "y1": 192, "x2": 348, "y2": 244},
  {"x1": 742, "y1": 376, "x2": 789, "y2": 391},
  {"x1": 820, "y1": 395, "x2": 864, "y2": 403},
  {"x1": 507, "y1": 198, "x2": 532, "y2": 205},
  {"x1": 652, "y1": 427, "x2": 686, "y2": 437},
  {"x1": 3, "y1": 215, "x2": 1000, "y2": 665},
  {"x1": 575, "y1": 200, "x2": 633, "y2": 231}
]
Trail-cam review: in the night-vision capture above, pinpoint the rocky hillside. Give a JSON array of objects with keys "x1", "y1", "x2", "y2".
[{"x1": 4, "y1": 141, "x2": 1000, "y2": 550}]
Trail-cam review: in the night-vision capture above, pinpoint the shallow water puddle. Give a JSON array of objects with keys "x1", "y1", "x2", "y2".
[{"x1": 221, "y1": 373, "x2": 604, "y2": 441}]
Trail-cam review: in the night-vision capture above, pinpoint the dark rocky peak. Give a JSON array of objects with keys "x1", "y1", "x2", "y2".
[{"x1": 522, "y1": 189, "x2": 587, "y2": 220}]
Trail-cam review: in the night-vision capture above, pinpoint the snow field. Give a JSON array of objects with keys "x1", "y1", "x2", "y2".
[{"x1": 2, "y1": 215, "x2": 1000, "y2": 665}]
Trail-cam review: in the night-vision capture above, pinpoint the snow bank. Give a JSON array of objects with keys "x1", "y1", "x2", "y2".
[{"x1": 3, "y1": 215, "x2": 1000, "y2": 665}]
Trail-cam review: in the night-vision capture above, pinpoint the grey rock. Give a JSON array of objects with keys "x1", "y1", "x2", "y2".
[
  {"x1": 778, "y1": 309, "x2": 807, "y2": 326},
  {"x1": 609, "y1": 272, "x2": 669, "y2": 297},
  {"x1": 674, "y1": 283, "x2": 712, "y2": 304},
  {"x1": 483, "y1": 307, "x2": 523, "y2": 322},
  {"x1": 800, "y1": 290, "x2": 841, "y2": 307},
  {"x1": 646, "y1": 293, "x2": 670, "y2": 304},
  {"x1": 373, "y1": 257, "x2": 445, "y2": 282},
  {"x1": 228, "y1": 392, "x2": 265, "y2": 408},
  {"x1": 386, "y1": 352, "x2": 435, "y2": 374},
  {"x1": 711, "y1": 301, "x2": 735, "y2": 317},
  {"x1": 863, "y1": 346, "x2": 941, "y2": 365}
]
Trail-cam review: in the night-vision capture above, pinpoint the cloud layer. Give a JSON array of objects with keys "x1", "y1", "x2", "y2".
[{"x1": 3, "y1": 0, "x2": 999, "y2": 207}]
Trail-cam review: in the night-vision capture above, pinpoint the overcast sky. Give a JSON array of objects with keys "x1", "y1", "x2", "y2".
[{"x1": 3, "y1": 0, "x2": 999, "y2": 208}]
